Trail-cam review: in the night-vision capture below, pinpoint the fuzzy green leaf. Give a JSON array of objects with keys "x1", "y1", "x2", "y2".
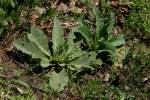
[
  {"x1": 49, "y1": 70, "x2": 69, "y2": 92},
  {"x1": 15, "y1": 37, "x2": 50, "y2": 67},
  {"x1": 67, "y1": 31, "x2": 76, "y2": 47},
  {"x1": 28, "y1": 27, "x2": 51, "y2": 57},
  {"x1": 52, "y1": 17, "x2": 65, "y2": 52},
  {"x1": 92, "y1": 5, "x2": 104, "y2": 39},
  {"x1": 108, "y1": 35, "x2": 125, "y2": 47},
  {"x1": 73, "y1": 20, "x2": 92, "y2": 46},
  {"x1": 69, "y1": 52, "x2": 98, "y2": 70},
  {"x1": 106, "y1": 11, "x2": 115, "y2": 34},
  {"x1": 41, "y1": 59, "x2": 50, "y2": 67},
  {"x1": 15, "y1": 37, "x2": 47, "y2": 59}
]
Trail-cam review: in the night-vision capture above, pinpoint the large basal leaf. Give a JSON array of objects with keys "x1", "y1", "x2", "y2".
[
  {"x1": 67, "y1": 31, "x2": 82, "y2": 51},
  {"x1": 56, "y1": 31, "x2": 84, "y2": 62},
  {"x1": 68, "y1": 52, "x2": 97, "y2": 70},
  {"x1": 28, "y1": 27, "x2": 51, "y2": 57},
  {"x1": 41, "y1": 59, "x2": 51, "y2": 67},
  {"x1": 52, "y1": 17, "x2": 65, "y2": 53},
  {"x1": 92, "y1": 5, "x2": 104, "y2": 39},
  {"x1": 108, "y1": 35, "x2": 125, "y2": 47},
  {"x1": 49, "y1": 70, "x2": 69, "y2": 92},
  {"x1": 65, "y1": 45, "x2": 83, "y2": 61},
  {"x1": 67, "y1": 31, "x2": 76, "y2": 47},
  {"x1": 92, "y1": 6, "x2": 115, "y2": 39},
  {"x1": 72, "y1": 20, "x2": 92, "y2": 46},
  {"x1": 105, "y1": 11, "x2": 115, "y2": 34},
  {"x1": 15, "y1": 37, "x2": 50, "y2": 67}
]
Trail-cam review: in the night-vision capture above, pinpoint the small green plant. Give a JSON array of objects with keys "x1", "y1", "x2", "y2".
[
  {"x1": 0, "y1": 78, "x2": 35, "y2": 100},
  {"x1": 83, "y1": 80, "x2": 103, "y2": 99},
  {"x1": 0, "y1": 0, "x2": 17, "y2": 35},
  {"x1": 15, "y1": 17, "x2": 101, "y2": 92},
  {"x1": 126, "y1": 0, "x2": 150, "y2": 36},
  {"x1": 0, "y1": 0, "x2": 41, "y2": 36},
  {"x1": 73, "y1": 6, "x2": 125, "y2": 63}
]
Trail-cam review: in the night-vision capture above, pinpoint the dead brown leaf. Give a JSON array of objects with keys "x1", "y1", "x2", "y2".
[{"x1": 57, "y1": 3, "x2": 68, "y2": 12}]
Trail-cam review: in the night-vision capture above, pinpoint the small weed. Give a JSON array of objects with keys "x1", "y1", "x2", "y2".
[{"x1": 126, "y1": 0, "x2": 150, "y2": 37}]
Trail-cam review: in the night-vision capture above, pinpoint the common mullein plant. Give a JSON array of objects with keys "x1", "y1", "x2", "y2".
[
  {"x1": 15, "y1": 17, "x2": 102, "y2": 92},
  {"x1": 72, "y1": 6, "x2": 125, "y2": 64}
]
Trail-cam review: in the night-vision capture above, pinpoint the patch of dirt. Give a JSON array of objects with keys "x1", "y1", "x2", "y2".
[
  {"x1": 0, "y1": 49, "x2": 17, "y2": 68},
  {"x1": 0, "y1": 31, "x2": 21, "y2": 68}
]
